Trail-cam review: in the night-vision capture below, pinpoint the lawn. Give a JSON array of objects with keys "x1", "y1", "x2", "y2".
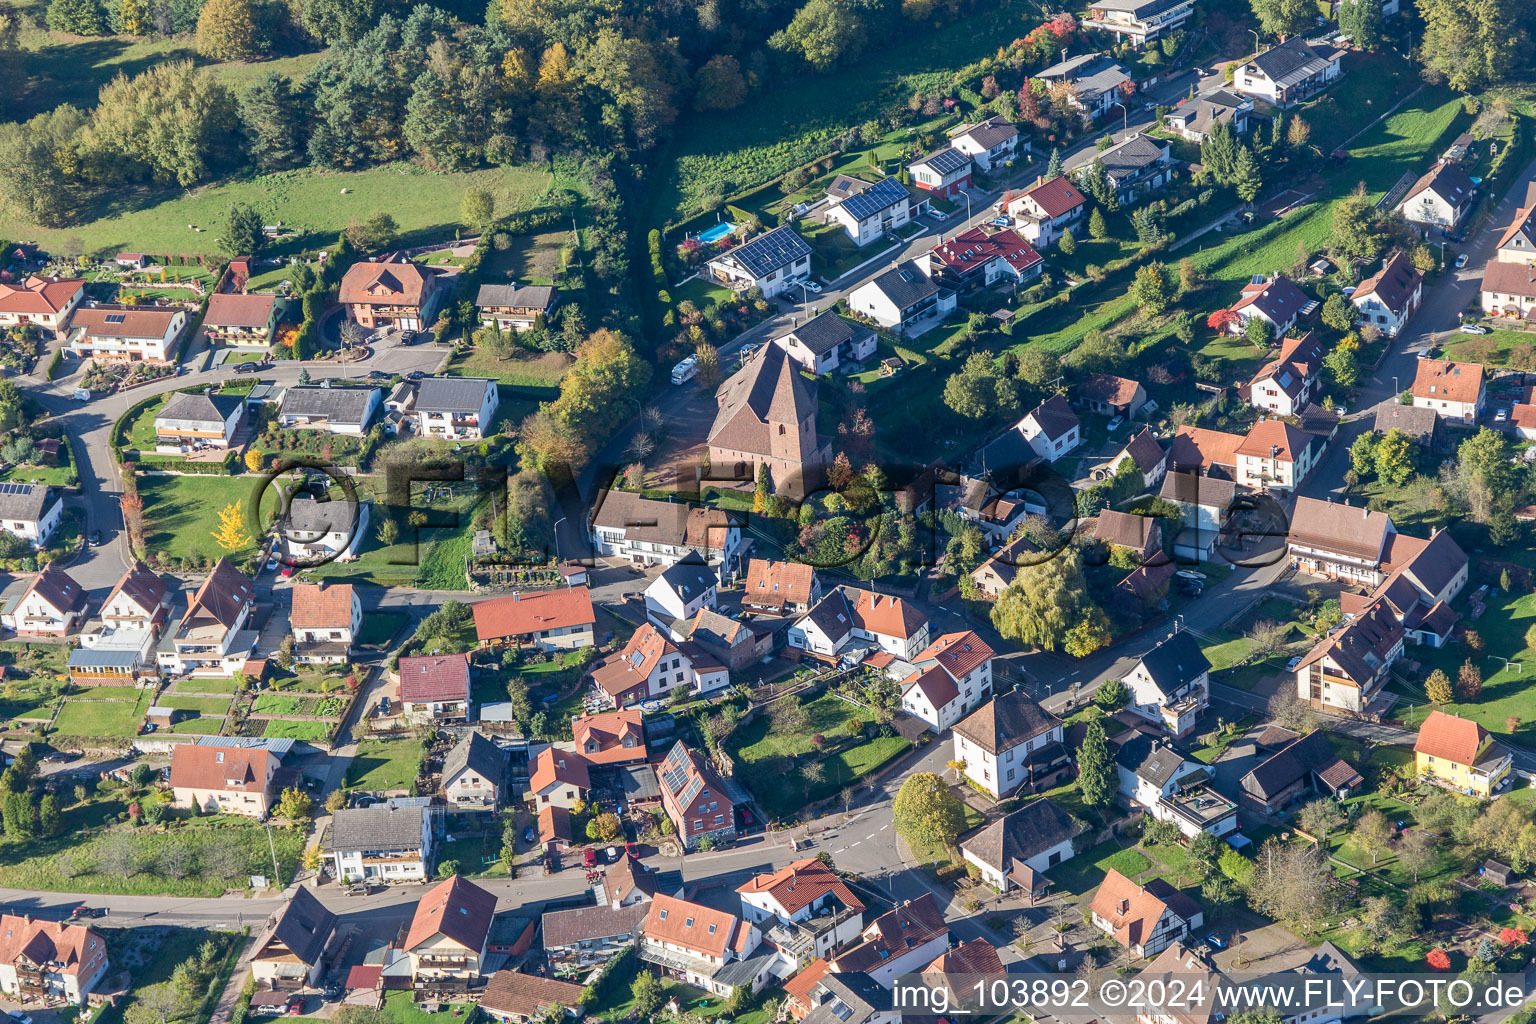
[
  {"x1": 437, "y1": 834, "x2": 510, "y2": 877},
  {"x1": 728, "y1": 693, "x2": 912, "y2": 819},
  {"x1": 139, "y1": 474, "x2": 264, "y2": 564},
  {"x1": 121, "y1": 394, "x2": 172, "y2": 452},
  {"x1": 170, "y1": 718, "x2": 226, "y2": 735},
  {"x1": 671, "y1": 276, "x2": 735, "y2": 308},
  {"x1": 156, "y1": 695, "x2": 234, "y2": 714},
  {"x1": 0, "y1": 796, "x2": 302, "y2": 896},
  {"x1": 1044, "y1": 838, "x2": 1157, "y2": 898},
  {"x1": 656, "y1": 0, "x2": 1028, "y2": 223},
  {"x1": 170, "y1": 677, "x2": 241, "y2": 695},
  {"x1": 0, "y1": 163, "x2": 571, "y2": 258},
  {"x1": 443, "y1": 349, "x2": 571, "y2": 390},
  {"x1": 357, "y1": 612, "x2": 409, "y2": 648},
  {"x1": 52, "y1": 691, "x2": 149, "y2": 738},
  {"x1": 1386, "y1": 590, "x2": 1536, "y2": 741},
  {"x1": 346, "y1": 738, "x2": 425, "y2": 792},
  {"x1": 1443, "y1": 327, "x2": 1536, "y2": 368},
  {"x1": 262, "y1": 719, "x2": 331, "y2": 740},
  {"x1": 252, "y1": 694, "x2": 310, "y2": 715}
]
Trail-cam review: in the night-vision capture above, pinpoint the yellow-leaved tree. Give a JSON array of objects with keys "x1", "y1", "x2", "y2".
[{"x1": 212, "y1": 500, "x2": 252, "y2": 551}]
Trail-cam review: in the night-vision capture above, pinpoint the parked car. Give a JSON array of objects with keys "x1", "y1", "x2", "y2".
[
  {"x1": 233, "y1": 361, "x2": 261, "y2": 374},
  {"x1": 1205, "y1": 934, "x2": 1227, "y2": 950},
  {"x1": 606, "y1": 846, "x2": 620, "y2": 863},
  {"x1": 345, "y1": 884, "x2": 373, "y2": 896},
  {"x1": 72, "y1": 388, "x2": 91, "y2": 401},
  {"x1": 70, "y1": 905, "x2": 103, "y2": 919},
  {"x1": 1496, "y1": 407, "x2": 1509, "y2": 423},
  {"x1": 524, "y1": 827, "x2": 536, "y2": 844},
  {"x1": 1455, "y1": 253, "x2": 1469, "y2": 269},
  {"x1": 286, "y1": 996, "x2": 305, "y2": 1016},
  {"x1": 12, "y1": 1012, "x2": 34, "y2": 1024},
  {"x1": 367, "y1": 370, "x2": 390, "y2": 381},
  {"x1": 399, "y1": 330, "x2": 417, "y2": 344},
  {"x1": 625, "y1": 842, "x2": 641, "y2": 859},
  {"x1": 1106, "y1": 416, "x2": 1124, "y2": 431},
  {"x1": 929, "y1": 208, "x2": 949, "y2": 221},
  {"x1": 1459, "y1": 324, "x2": 1489, "y2": 334},
  {"x1": 407, "y1": 371, "x2": 425, "y2": 381},
  {"x1": 582, "y1": 848, "x2": 597, "y2": 869}
]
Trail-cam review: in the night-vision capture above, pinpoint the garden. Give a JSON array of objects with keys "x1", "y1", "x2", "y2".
[
  {"x1": 346, "y1": 737, "x2": 427, "y2": 793},
  {"x1": 51, "y1": 688, "x2": 152, "y2": 739}
]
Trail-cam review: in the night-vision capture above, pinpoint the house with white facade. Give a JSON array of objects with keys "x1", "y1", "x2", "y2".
[
  {"x1": 1122, "y1": 632, "x2": 1211, "y2": 739},
  {"x1": 1246, "y1": 332, "x2": 1325, "y2": 417},
  {"x1": 959, "y1": 798, "x2": 1083, "y2": 894},
  {"x1": 0, "y1": 483, "x2": 63, "y2": 549},
  {"x1": 643, "y1": 553, "x2": 719, "y2": 624},
  {"x1": 846, "y1": 260, "x2": 954, "y2": 335},
  {"x1": 328, "y1": 800, "x2": 435, "y2": 881},
  {"x1": 1159, "y1": 470, "x2": 1235, "y2": 564},
  {"x1": 1411, "y1": 358, "x2": 1484, "y2": 424},
  {"x1": 159, "y1": 558, "x2": 256, "y2": 676},
  {"x1": 591, "y1": 490, "x2": 742, "y2": 571},
  {"x1": 1235, "y1": 418, "x2": 1318, "y2": 494},
  {"x1": 906, "y1": 148, "x2": 973, "y2": 198},
  {"x1": 827, "y1": 895, "x2": 948, "y2": 989},
  {"x1": 822, "y1": 177, "x2": 917, "y2": 247},
  {"x1": 589, "y1": 621, "x2": 729, "y2": 709},
  {"x1": 1089, "y1": 868, "x2": 1204, "y2": 958},
  {"x1": 289, "y1": 581, "x2": 361, "y2": 664},
  {"x1": 1001, "y1": 176, "x2": 1087, "y2": 247},
  {"x1": 737, "y1": 858, "x2": 866, "y2": 968},
  {"x1": 153, "y1": 391, "x2": 246, "y2": 454},
  {"x1": 276, "y1": 385, "x2": 381, "y2": 435},
  {"x1": 640, "y1": 895, "x2": 770, "y2": 998},
  {"x1": 169, "y1": 742, "x2": 278, "y2": 817},
  {"x1": 1017, "y1": 395, "x2": 1082, "y2": 462},
  {"x1": 1036, "y1": 54, "x2": 1134, "y2": 119},
  {"x1": 0, "y1": 276, "x2": 84, "y2": 337},
  {"x1": 472, "y1": 588, "x2": 597, "y2": 651},
  {"x1": 896, "y1": 630, "x2": 996, "y2": 734},
  {"x1": 771, "y1": 310, "x2": 878, "y2": 375},
  {"x1": 400, "y1": 376, "x2": 501, "y2": 440},
  {"x1": 1351, "y1": 251, "x2": 1423, "y2": 337},
  {"x1": 1295, "y1": 600, "x2": 1404, "y2": 714},
  {"x1": 1396, "y1": 161, "x2": 1476, "y2": 234},
  {"x1": 950, "y1": 117, "x2": 1023, "y2": 172},
  {"x1": 442, "y1": 730, "x2": 506, "y2": 809},
  {"x1": 787, "y1": 586, "x2": 931, "y2": 664},
  {"x1": 1165, "y1": 89, "x2": 1252, "y2": 142},
  {"x1": 68, "y1": 305, "x2": 186, "y2": 362},
  {"x1": 1, "y1": 563, "x2": 84, "y2": 637},
  {"x1": 1227, "y1": 275, "x2": 1310, "y2": 338},
  {"x1": 1233, "y1": 38, "x2": 1345, "y2": 107},
  {"x1": 402, "y1": 875, "x2": 496, "y2": 996},
  {"x1": 398, "y1": 654, "x2": 471, "y2": 723},
  {"x1": 0, "y1": 916, "x2": 110, "y2": 1006},
  {"x1": 1086, "y1": 0, "x2": 1193, "y2": 47},
  {"x1": 250, "y1": 887, "x2": 336, "y2": 990},
  {"x1": 952, "y1": 690, "x2": 1068, "y2": 799},
  {"x1": 1115, "y1": 734, "x2": 1238, "y2": 840},
  {"x1": 1481, "y1": 260, "x2": 1536, "y2": 318},
  {"x1": 1086, "y1": 134, "x2": 1174, "y2": 204},
  {"x1": 279, "y1": 496, "x2": 369, "y2": 564},
  {"x1": 705, "y1": 226, "x2": 812, "y2": 299}
]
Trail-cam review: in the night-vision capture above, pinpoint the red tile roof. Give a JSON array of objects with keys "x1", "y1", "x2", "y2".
[
  {"x1": 479, "y1": 971, "x2": 585, "y2": 1020},
  {"x1": 530, "y1": 748, "x2": 590, "y2": 794},
  {"x1": 1077, "y1": 374, "x2": 1143, "y2": 409},
  {"x1": 1168, "y1": 425, "x2": 1245, "y2": 472},
  {"x1": 736, "y1": 858, "x2": 865, "y2": 917},
  {"x1": 929, "y1": 228, "x2": 1042, "y2": 277},
  {"x1": 0, "y1": 276, "x2": 82, "y2": 315},
  {"x1": 204, "y1": 292, "x2": 276, "y2": 328},
  {"x1": 170, "y1": 744, "x2": 274, "y2": 794},
  {"x1": 643, "y1": 894, "x2": 740, "y2": 959},
  {"x1": 0, "y1": 916, "x2": 106, "y2": 979},
  {"x1": 72, "y1": 306, "x2": 181, "y2": 339},
  {"x1": 851, "y1": 589, "x2": 927, "y2": 640},
  {"x1": 403, "y1": 874, "x2": 497, "y2": 952},
  {"x1": 339, "y1": 255, "x2": 436, "y2": 308},
  {"x1": 181, "y1": 558, "x2": 254, "y2": 634},
  {"x1": 472, "y1": 588, "x2": 595, "y2": 642},
  {"x1": 916, "y1": 630, "x2": 995, "y2": 681},
  {"x1": 1236, "y1": 418, "x2": 1312, "y2": 462},
  {"x1": 103, "y1": 560, "x2": 167, "y2": 620},
  {"x1": 1414, "y1": 710, "x2": 1488, "y2": 766},
  {"x1": 1015, "y1": 176, "x2": 1086, "y2": 219},
  {"x1": 572, "y1": 708, "x2": 647, "y2": 765},
  {"x1": 289, "y1": 582, "x2": 355, "y2": 629},
  {"x1": 397, "y1": 654, "x2": 470, "y2": 703},
  {"x1": 1089, "y1": 869, "x2": 1170, "y2": 950},
  {"x1": 1412, "y1": 359, "x2": 1484, "y2": 405},
  {"x1": 743, "y1": 559, "x2": 817, "y2": 609}
]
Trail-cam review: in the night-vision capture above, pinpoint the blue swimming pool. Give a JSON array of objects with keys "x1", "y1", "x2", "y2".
[{"x1": 698, "y1": 221, "x2": 735, "y2": 244}]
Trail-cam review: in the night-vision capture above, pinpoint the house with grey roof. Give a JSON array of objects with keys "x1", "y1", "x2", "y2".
[
  {"x1": 154, "y1": 391, "x2": 246, "y2": 453},
  {"x1": 1037, "y1": 53, "x2": 1134, "y2": 118},
  {"x1": 442, "y1": 731, "x2": 506, "y2": 809},
  {"x1": 823, "y1": 176, "x2": 919, "y2": 246},
  {"x1": 907, "y1": 147, "x2": 973, "y2": 198},
  {"x1": 475, "y1": 283, "x2": 559, "y2": 332},
  {"x1": 1018, "y1": 395, "x2": 1082, "y2": 462},
  {"x1": 1234, "y1": 37, "x2": 1345, "y2": 107},
  {"x1": 0, "y1": 482, "x2": 63, "y2": 549},
  {"x1": 327, "y1": 802, "x2": 434, "y2": 882},
  {"x1": 1114, "y1": 733, "x2": 1237, "y2": 839},
  {"x1": 643, "y1": 552, "x2": 719, "y2": 624},
  {"x1": 1123, "y1": 631, "x2": 1211, "y2": 738},
  {"x1": 959, "y1": 797, "x2": 1082, "y2": 894},
  {"x1": 1086, "y1": 0, "x2": 1194, "y2": 47},
  {"x1": 770, "y1": 310, "x2": 877, "y2": 375},
  {"x1": 847, "y1": 260, "x2": 954, "y2": 335},
  {"x1": 950, "y1": 116, "x2": 1024, "y2": 172},
  {"x1": 1081, "y1": 134, "x2": 1173, "y2": 203},
  {"x1": 280, "y1": 495, "x2": 369, "y2": 564},
  {"x1": 251, "y1": 886, "x2": 337, "y2": 988},
  {"x1": 705, "y1": 225, "x2": 812, "y2": 299},
  {"x1": 1159, "y1": 470, "x2": 1235, "y2": 563},
  {"x1": 277, "y1": 385, "x2": 381, "y2": 435},
  {"x1": 397, "y1": 376, "x2": 500, "y2": 440},
  {"x1": 1165, "y1": 89, "x2": 1253, "y2": 143}
]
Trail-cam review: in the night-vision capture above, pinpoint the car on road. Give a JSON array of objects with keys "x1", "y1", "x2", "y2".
[
  {"x1": 367, "y1": 370, "x2": 390, "y2": 381},
  {"x1": 90, "y1": 530, "x2": 102, "y2": 546},
  {"x1": 399, "y1": 330, "x2": 417, "y2": 344},
  {"x1": 72, "y1": 388, "x2": 91, "y2": 401},
  {"x1": 70, "y1": 905, "x2": 103, "y2": 918},
  {"x1": 345, "y1": 884, "x2": 375, "y2": 896},
  {"x1": 233, "y1": 361, "x2": 261, "y2": 374},
  {"x1": 12, "y1": 1012, "x2": 34, "y2": 1024},
  {"x1": 407, "y1": 371, "x2": 425, "y2": 381},
  {"x1": 1455, "y1": 253, "x2": 1469, "y2": 269},
  {"x1": 279, "y1": 567, "x2": 295, "y2": 578},
  {"x1": 1459, "y1": 324, "x2": 1489, "y2": 334},
  {"x1": 1205, "y1": 934, "x2": 1227, "y2": 950}
]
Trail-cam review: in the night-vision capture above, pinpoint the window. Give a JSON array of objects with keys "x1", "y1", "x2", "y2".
[{"x1": 715, "y1": 815, "x2": 724, "y2": 825}]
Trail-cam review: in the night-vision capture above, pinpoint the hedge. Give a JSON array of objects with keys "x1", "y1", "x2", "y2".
[{"x1": 45, "y1": 349, "x2": 63, "y2": 381}]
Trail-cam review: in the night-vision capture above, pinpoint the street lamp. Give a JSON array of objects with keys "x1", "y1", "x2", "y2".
[
  {"x1": 552, "y1": 516, "x2": 568, "y2": 565},
  {"x1": 1113, "y1": 101, "x2": 1129, "y2": 136},
  {"x1": 962, "y1": 190, "x2": 973, "y2": 230},
  {"x1": 1249, "y1": 28, "x2": 1260, "y2": 54}
]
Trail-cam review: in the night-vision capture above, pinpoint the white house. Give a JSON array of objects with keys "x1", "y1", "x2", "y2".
[
  {"x1": 402, "y1": 875, "x2": 497, "y2": 995},
  {"x1": 1, "y1": 563, "x2": 85, "y2": 636},
  {"x1": 787, "y1": 586, "x2": 931, "y2": 664},
  {"x1": 472, "y1": 588, "x2": 597, "y2": 651},
  {"x1": 0, "y1": 916, "x2": 109, "y2": 1006},
  {"x1": 0, "y1": 276, "x2": 84, "y2": 337},
  {"x1": 158, "y1": 558, "x2": 256, "y2": 676},
  {"x1": 398, "y1": 654, "x2": 471, "y2": 723},
  {"x1": 1295, "y1": 601, "x2": 1404, "y2": 714},
  {"x1": 952, "y1": 690, "x2": 1067, "y2": 799},
  {"x1": 1247, "y1": 332, "x2": 1325, "y2": 417},
  {"x1": 1115, "y1": 734, "x2": 1231, "y2": 839},
  {"x1": 1411, "y1": 358, "x2": 1485, "y2": 424},
  {"x1": 1001, "y1": 176, "x2": 1087, "y2": 247},
  {"x1": 590, "y1": 490, "x2": 742, "y2": 571},
  {"x1": 1122, "y1": 631, "x2": 1211, "y2": 738},
  {"x1": 827, "y1": 895, "x2": 948, "y2": 989},
  {"x1": 641, "y1": 895, "x2": 768, "y2": 998},
  {"x1": 1235, "y1": 419, "x2": 1317, "y2": 494},
  {"x1": 289, "y1": 581, "x2": 361, "y2": 664},
  {"x1": 0, "y1": 483, "x2": 63, "y2": 549},
  {"x1": 250, "y1": 887, "x2": 336, "y2": 990},
  {"x1": 1396, "y1": 161, "x2": 1476, "y2": 234},
  {"x1": 1159, "y1": 471, "x2": 1235, "y2": 564},
  {"x1": 1351, "y1": 251, "x2": 1423, "y2": 337},
  {"x1": 1086, "y1": 134, "x2": 1174, "y2": 204},
  {"x1": 1165, "y1": 90, "x2": 1252, "y2": 143},
  {"x1": 823, "y1": 176, "x2": 917, "y2": 247},
  {"x1": 1227, "y1": 276, "x2": 1310, "y2": 338},
  {"x1": 643, "y1": 553, "x2": 718, "y2": 624},
  {"x1": 68, "y1": 305, "x2": 186, "y2": 362},
  {"x1": 950, "y1": 117, "x2": 1023, "y2": 172},
  {"x1": 958, "y1": 798, "x2": 1082, "y2": 893},
  {"x1": 736, "y1": 858, "x2": 866, "y2": 966},
  {"x1": 442, "y1": 730, "x2": 505, "y2": 809},
  {"x1": 1482, "y1": 260, "x2": 1536, "y2": 318},
  {"x1": 405, "y1": 376, "x2": 501, "y2": 440},
  {"x1": 328, "y1": 802, "x2": 434, "y2": 882},
  {"x1": 1036, "y1": 53, "x2": 1133, "y2": 118},
  {"x1": 1233, "y1": 38, "x2": 1345, "y2": 108},
  {"x1": 277, "y1": 385, "x2": 381, "y2": 435},
  {"x1": 771, "y1": 311, "x2": 878, "y2": 375},
  {"x1": 1089, "y1": 868, "x2": 1205, "y2": 958},
  {"x1": 846, "y1": 260, "x2": 954, "y2": 334},
  {"x1": 896, "y1": 630, "x2": 995, "y2": 734},
  {"x1": 153, "y1": 391, "x2": 246, "y2": 453},
  {"x1": 1017, "y1": 395, "x2": 1082, "y2": 462},
  {"x1": 906, "y1": 147, "x2": 973, "y2": 198},
  {"x1": 705, "y1": 226, "x2": 813, "y2": 299},
  {"x1": 1086, "y1": 0, "x2": 1194, "y2": 47},
  {"x1": 589, "y1": 622, "x2": 729, "y2": 709},
  {"x1": 279, "y1": 496, "x2": 369, "y2": 564}
]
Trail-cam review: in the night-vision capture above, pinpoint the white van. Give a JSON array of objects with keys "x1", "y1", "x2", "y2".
[{"x1": 671, "y1": 354, "x2": 699, "y2": 385}]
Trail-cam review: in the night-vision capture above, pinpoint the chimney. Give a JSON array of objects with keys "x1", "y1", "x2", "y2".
[
  {"x1": 1118, "y1": 899, "x2": 1129, "y2": 915},
  {"x1": 512, "y1": 590, "x2": 520, "y2": 601}
]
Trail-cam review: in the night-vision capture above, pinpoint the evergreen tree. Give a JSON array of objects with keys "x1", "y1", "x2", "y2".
[
  {"x1": 238, "y1": 73, "x2": 307, "y2": 171},
  {"x1": 1233, "y1": 145, "x2": 1263, "y2": 203},
  {"x1": 1201, "y1": 119, "x2": 1238, "y2": 183},
  {"x1": 1046, "y1": 146, "x2": 1062, "y2": 178},
  {"x1": 1058, "y1": 227, "x2": 1075, "y2": 254},
  {"x1": 1088, "y1": 207, "x2": 1108, "y2": 239},
  {"x1": 1338, "y1": 0, "x2": 1383, "y2": 49},
  {"x1": 218, "y1": 203, "x2": 265, "y2": 257},
  {"x1": 46, "y1": 0, "x2": 108, "y2": 35},
  {"x1": 1077, "y1": 720, "x2": 1114, "y2": 808}
]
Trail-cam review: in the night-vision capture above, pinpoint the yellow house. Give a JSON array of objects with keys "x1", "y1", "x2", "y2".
[{"x1": 1413, "y1": 710, "x2": 1513, "y2": 797}]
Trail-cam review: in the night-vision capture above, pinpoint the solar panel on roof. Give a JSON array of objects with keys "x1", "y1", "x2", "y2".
[
  {"x1": 105, "y1": 314, "x2": 125, "y2": 323},
  {"x1": 838, "y1": 177, "x2": 909, "y2": 222}
]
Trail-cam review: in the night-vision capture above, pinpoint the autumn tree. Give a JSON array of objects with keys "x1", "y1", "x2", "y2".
[
  {"x1": 196, "y1": 0, "x2": 263, "y2": 61},
  {"x1": 991, "y1": 546, "x2": 1096, "y2": 652},
  {"x1": 694, "y1": 54, "x2": 748, "y2": 110},
  {"x1": 1397, "y1": 829, "x2": 1436, "y2": 882},
  {"x1": 278, "y1": 786, "x2": 314, "y2": 821},
  {"x1": 1352, "y1": 808, "x2": 1393, "y2": 864},
  {"x1": 1416, "y1": 0, "x2": 1527, "y2": 92},
  {"x1": 1248, "y1": 838, "x2": 1340, "y2": 930},
  {"x1": 1131, "y1": 262, "x2": 1173, "y2": 314},
  {"x1": 212, "y1": 500, "x2": 252, "y2": 551},
  {"x1": 459, "y1": 189, "x2": 494, "y2": 231},
  {"x1": 1457, "y1": 659, "x2": 1483, "y2": 700},
  {"x1": 1425, "y1": 668, "x2": 1453, "y2": 704},
  {"x1": 1249, "y1": 0, "x2": 1312, "y2": 38}
]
